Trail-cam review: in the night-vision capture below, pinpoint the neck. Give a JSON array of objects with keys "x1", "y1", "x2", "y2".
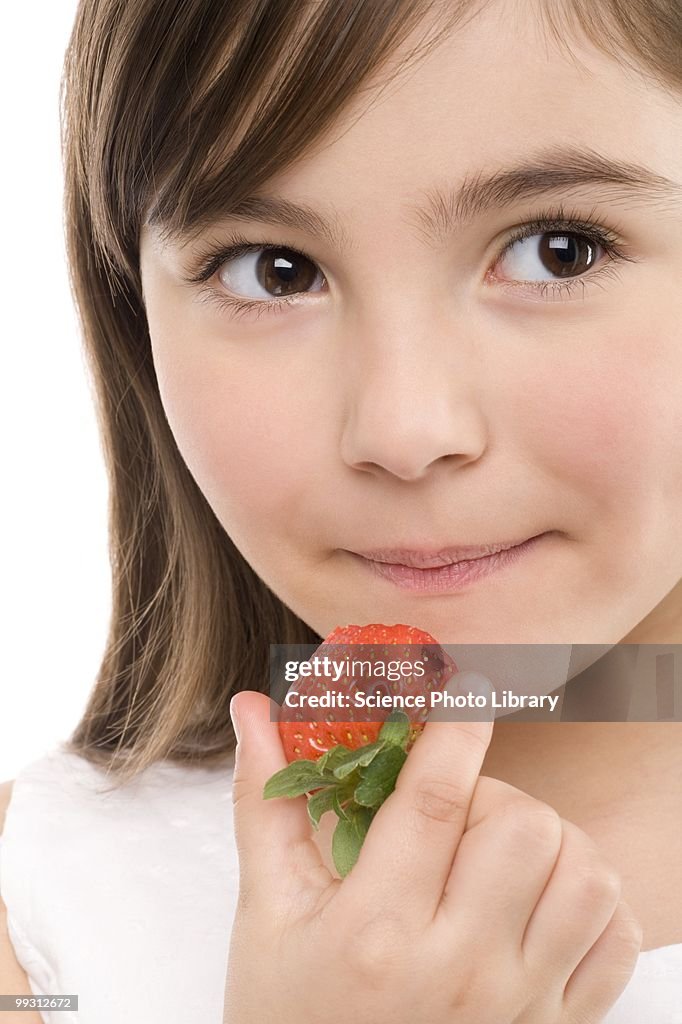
[
  {"x1": 619, "y1": 579, "x2": 682, "y2": 645},
  {"x1": 480, "y1": 639, "x2": 681, "y2": 817}
]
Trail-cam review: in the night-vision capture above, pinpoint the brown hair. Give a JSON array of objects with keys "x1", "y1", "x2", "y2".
[{"x1": 60, "y1": 0, "x2": 682, "y2": 786}]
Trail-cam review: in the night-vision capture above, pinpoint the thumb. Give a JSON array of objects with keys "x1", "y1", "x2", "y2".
[{"x1": 229, "y1": 691, "x2": 328, "y2": 900}]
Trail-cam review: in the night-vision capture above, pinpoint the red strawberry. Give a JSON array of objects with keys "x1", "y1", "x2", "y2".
[
  {"x1": 263, "y1": 623, "x2": 457, "y2": 876},
  {"x1": 278, "y1": 622, "x2": 456, "y2": 761}
]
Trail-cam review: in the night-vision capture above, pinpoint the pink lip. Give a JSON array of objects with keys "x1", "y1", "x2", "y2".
[
  {"x1": 352, "y1": 536, "x2": 542, "y2": 569},
  {"x1": 350, "y1": 534, "x2": 548, "y2": 592}
]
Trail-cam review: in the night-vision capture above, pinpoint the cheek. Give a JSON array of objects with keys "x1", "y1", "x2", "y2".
[
  {"x1": 512, "y1": 336, "x2": 682, "y2": 523},
  {"x1": 154, "y1": 351, "x2": 312, "y2": 541}
]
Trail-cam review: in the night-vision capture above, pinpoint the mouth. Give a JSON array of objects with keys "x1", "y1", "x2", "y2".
[
  {"x1": 351, "y1": 535, "x2": 544, "y2": 568},
  {"x1": 348, "y1": 533, "x2": 549, "y2": 592}
]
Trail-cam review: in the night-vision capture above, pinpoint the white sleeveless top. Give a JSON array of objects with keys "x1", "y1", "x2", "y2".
[{"x1": 1, "y1": 744, "x2": 680, "y2": 1023}]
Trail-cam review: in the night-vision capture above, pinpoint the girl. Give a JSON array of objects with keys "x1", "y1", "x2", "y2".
[{"x1": 1, "y1": 0, "x2": 681, "y2": 1021}]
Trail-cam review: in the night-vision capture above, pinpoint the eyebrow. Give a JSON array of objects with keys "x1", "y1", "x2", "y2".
[{"x1": 159, "y1": 144, "x2": 682, "y2": 251}]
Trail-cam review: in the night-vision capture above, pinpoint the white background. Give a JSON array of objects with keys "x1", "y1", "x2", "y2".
[{"x1": 0, "y1": 2, "x2": 111, "y2": 780}]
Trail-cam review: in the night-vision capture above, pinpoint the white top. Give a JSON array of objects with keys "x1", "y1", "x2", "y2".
[{"x1": 1, "y1": 745, "x2": 680, "y2": 1024}]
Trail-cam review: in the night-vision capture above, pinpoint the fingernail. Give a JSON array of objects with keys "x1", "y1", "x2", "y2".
[
  {"x1": 456, "y1": 671, "x2": 492, "y2": 700},
  {"x1": 230, "y1": 695, "x2": 242, "y2": 744}
]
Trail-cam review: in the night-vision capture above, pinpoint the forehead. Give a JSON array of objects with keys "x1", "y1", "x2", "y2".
[
  {"x1": 142, "y1": 0, "x2": 681, "y2": 253},
  {"x1": 262, "y1": 2, "x2": 679, "y2": 210}
]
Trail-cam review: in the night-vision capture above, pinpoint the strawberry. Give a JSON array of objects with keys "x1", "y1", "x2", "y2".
[{"x1": 263, "y1": 623, "x2": 457, "y2": 877}]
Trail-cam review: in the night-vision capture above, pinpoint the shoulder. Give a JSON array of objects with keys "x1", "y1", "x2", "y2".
[
  {"x1": 1, "y1": 778, "x2": 42, "y2": 1013},
  {"x1": 0, "y1": 779, "x2": 15, "y2": 833}
]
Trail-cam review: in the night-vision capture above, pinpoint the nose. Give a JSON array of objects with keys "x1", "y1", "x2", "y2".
[{"x1": 339, "y1": 317, "x2": 488, "y2": 482}]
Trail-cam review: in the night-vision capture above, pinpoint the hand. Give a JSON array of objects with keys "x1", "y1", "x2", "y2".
[{"x1": 223, "y1": 677, "x2": 642, "y2": 1023}]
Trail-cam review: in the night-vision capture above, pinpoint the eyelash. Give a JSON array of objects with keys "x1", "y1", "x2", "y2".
[{"x1": 183, "y1": 203, "x2": 639, "y2": 321}]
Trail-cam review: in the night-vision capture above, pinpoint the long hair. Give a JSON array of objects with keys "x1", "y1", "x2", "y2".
[{"x1": 60, "y1": 0, "x2": 682, "y2": 786}]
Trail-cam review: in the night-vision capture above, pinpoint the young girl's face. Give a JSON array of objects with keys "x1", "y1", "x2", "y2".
[{"x1": 139, "y1": 0, "x2": 682, "y2": 646}]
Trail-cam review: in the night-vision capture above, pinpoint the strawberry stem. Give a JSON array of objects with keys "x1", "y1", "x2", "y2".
[{"x1": 264, "y1": 710, "x2": 415, "y2": 877}]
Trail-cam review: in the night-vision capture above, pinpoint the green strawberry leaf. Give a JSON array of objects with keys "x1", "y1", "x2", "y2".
[
  {"x1": 316, "y1": 744, "x2": 354, "y2": 775},
  {"x1": 332, "y1": 805, "x2": 375, "y2": 877},
  {"x1": 332, "y1": 739, "x2": 386, "y2": 779},
  {"x1": 263, "y1": 759, "x2": 327, "y2": 799},
  {"x1": 352, "y1": 782, "x2": 384, "y2": 808},
  {"x1": 354, "y1": 745, "x2": 407, "y2": 808},
  {"x1": 377, "y1": 710, "x2": 411, "y2": 748},
  {"x1": 307, "y1": 785, "x2": 339, "y2": 829},
  {"x1": 332, "y1": 787, "x2": 350, "y2": 820}
]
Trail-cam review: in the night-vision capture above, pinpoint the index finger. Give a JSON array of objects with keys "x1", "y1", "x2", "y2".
[{"x1": 340, "y1": 672, "x2": 494, "y2": 924}]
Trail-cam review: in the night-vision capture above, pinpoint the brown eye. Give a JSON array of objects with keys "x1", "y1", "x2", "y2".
[
  {"x1": 498, "y1": 231, "x2": 603, "y2": 283},
  {"x1": 218, "y1": 246, "x2": 324, "y2": 299},
  {"x1": 537, "y1": 234, "x2": 598, "y2": 277}
]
